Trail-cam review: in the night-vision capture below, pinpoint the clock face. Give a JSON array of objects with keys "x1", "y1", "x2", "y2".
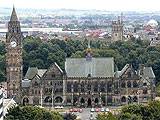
[{"x1": 10, "y1": 41, "x2": 17, "y2": 47}]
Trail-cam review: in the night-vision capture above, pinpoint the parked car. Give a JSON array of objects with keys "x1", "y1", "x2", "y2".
[
  {"x1": 90, "y1": 108, "x2": 95, "y2": 112},
  {"x1": 101, "y1": 108, "x2": 105, "y2": 112},
  {"x1": 95, "y1": 108, "x2": 100, "y2": 112},
  {"x1": 54, "y1": 106, "x2": 64, "y2": 109},
  {"x1": 105, "y1": 108, "x2": 110, "y2": 112},
  {"x1": 69, "y1": 108, "x2": 73, "y2": 112},
  {"x1": 78, "y1": 108, "x2": 83, "y2": 113},
  {"x1": 90, "y1": 112, "x2": 94, "y2": 120},
  {"x1": 73, "y1": 108, "x2": 78, "y2": 112}
]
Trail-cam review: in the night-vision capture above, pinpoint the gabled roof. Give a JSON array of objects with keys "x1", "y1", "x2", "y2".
[
  {"x1": 38, "y1": 69, "x2": 47, "y2": 77},
  {"x1": 24, "y1": 67, "x2": 38, "y2": 80},
  {"x1": 24, "y1": 67, "x2": 47, "y2": 80},
  {"x1": 54, "y1": 62, "x2": 63, "y2": 73},
  {"x1": 10, "y1": 6, "x2": 18, "y2": 21},
  {"x1": 142, "y1": 67, "x2": 155, "y2": 79},
  {"x1": 118, "y1": 64, "x2": 130, "y2": 77},
  {"x1": 65, "y1": 57, "x2": 114, "y2": 78}
]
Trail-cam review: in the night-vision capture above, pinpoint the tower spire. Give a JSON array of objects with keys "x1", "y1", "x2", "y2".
[{"x1": 10, "y1": 5, "x2": 18, "y2": 21}]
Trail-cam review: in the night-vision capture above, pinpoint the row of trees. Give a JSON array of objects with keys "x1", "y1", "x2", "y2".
[
  {"x1": 5, "y1": 106, "x2": 63, "y2": 120},
  {"x1": 97, "y1": 100, "x2": 160, "y2": 120},
  {"x1": 5, "y1": 105, "x2": 78, "y2": 120},
  {"x1": 1, "y1": 36, "x2": 160, "y2": 84}
]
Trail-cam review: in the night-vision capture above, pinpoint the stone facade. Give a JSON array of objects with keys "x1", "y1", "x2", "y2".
[
  {"x1": 22, "y1": 62, "x2": 155, "y2": 107},
  {"x1": 6, "y1": 7, "x2": 22, "y2": 102},
  {"x1": 6, "y1": 7, "x2": 155, "y2": 107},
  {"x1": 111, "y1": 15, "x2": 123, "y2": 41}
]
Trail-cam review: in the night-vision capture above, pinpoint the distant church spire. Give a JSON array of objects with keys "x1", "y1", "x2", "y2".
[{"x1": 10, "y1": 5, "x2": 18, "y2": 21}]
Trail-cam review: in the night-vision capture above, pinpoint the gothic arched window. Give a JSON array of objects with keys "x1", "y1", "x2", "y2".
[
  {"x1": 67, "y1": 82, "x2": 71, "y2": 92},
  {"x1": 73, "y1": 82, "x2": 78, "y2": 92},
  {"x1": 127, "y1": 81, "x2": 131, "y2": 88},
  {"x1": 121, "y1": 81, "x2": 126, "y2": 88},
  {"x1": 133, "y1": 81, "x2": 138, "y2": 88}
]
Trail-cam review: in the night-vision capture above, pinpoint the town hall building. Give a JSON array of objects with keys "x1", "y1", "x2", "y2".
[{"x1": 6, "y1": 7, "x2": 156, "y2": 107}]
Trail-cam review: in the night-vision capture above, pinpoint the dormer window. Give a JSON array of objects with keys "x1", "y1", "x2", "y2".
[
  {"x1": 34, "y1": 81, "x2": 38, "y2": 86},
  {"x1": 143, "y1": 83, "x2": 147, "y2": 86},
  {"x1": 52, "y1": 74, "x2": 55, "y2": 78},
  {"x1": 88, "y1": 74, "x2": 91, "y2": 77}
]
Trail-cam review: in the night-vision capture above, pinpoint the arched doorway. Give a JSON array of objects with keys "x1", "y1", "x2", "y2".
[
  {"x1": 44, "y1": 96, "x2": 52, "y2": 103},
  {"x1": 128, "y1": 96, "x2": 132, "y2": 104},
  {"x1": 73, "y1": 97, "x2": 78, "y2": 106},
  {"x1": 133, "y1": 96, "x2": 138, "y2": 102},
  {"x1": 121, "y1": 96, "x2": 126, "y2": 103},
  {"x1": 80, "y1": 98, "x2": 85, "y2": 107},
  {"x1": 33, "y1": 97, "x2": 39, "y2": 105},
  {"x1": 95, "y1": 98, "x2": 99, "y2": 105},
  {"x1": 23, "y1": 97, "x2": 29, "y2": 106},
  {"x1": 55, "y1": 96, "x2": 63, "y2": 103},
  {"x1": 87, "y1": 98, "x2": 92, "y2": 107}
]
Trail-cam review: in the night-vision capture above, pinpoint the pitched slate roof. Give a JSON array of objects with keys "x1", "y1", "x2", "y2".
[
  {"x1": 65, "y1": 57, "x2": 114, "y2": 78},
  {"x1": 24, "y1": 67, "x2": 38, "y2": 80},
  {"x1": 38, "y1": 69, "x2": 47, "y2": 77},
  {"x1": 142, "y1": 67, "x2": 155, "y2": 79},
  {"x1": 24, "y1": 67, "x2": 47, "y2": 80}
]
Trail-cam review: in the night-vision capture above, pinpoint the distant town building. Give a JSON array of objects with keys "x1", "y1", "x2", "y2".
[{"x1": 111, "y1": 15, "x2": 123, "y2": 41}]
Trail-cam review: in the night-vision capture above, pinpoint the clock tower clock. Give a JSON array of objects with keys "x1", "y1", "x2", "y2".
[{"x1": 6, "y1": 6, "x2": 22, "y2": 101}]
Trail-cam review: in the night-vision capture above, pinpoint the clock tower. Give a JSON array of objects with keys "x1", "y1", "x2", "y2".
[{"x1": 6, "y1": 6, "x2": 22, "y2": 100}]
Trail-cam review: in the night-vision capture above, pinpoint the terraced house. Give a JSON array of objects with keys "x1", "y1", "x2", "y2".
[{"x1": 6, "y1": 7, "x2": 156, "y2": 107}]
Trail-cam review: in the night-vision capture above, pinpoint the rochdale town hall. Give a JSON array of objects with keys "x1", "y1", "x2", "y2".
[{"x1": 6, "y1": 7, "x2": 156, "y2": 107}]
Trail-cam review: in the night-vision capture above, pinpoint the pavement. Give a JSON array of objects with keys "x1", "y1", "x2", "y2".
[
  {"x1": 45, "y1": 106, "x2": 122, "y2": 120},
  {"x1": 74, "y1": 108, "x2": 97, "y2": 120}
]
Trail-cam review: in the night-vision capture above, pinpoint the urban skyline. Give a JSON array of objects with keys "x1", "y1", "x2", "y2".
[{"x1": 1, "y1": 0, "x2": 160, "y2": 11}]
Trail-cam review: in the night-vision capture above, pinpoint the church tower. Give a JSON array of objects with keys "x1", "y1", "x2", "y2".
[
  {"x1": 6, "y1": 7, "x2": 22, "y2": 100},
  {"x1": 111, "y1": 14, "x2": 123, "y2": 41}
]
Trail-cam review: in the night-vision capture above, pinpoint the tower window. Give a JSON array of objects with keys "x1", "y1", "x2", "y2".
[
  {"x1": 17, "y1": 27, "x2": 19, "y2": 33},
  {"x1": 88, "y1": 74, "x2": 91, "y2": 77}
]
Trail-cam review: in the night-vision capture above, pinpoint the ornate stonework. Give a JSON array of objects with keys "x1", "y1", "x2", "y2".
[
  {"x1": 111, "y1": 15, "x2": 123, "y2": 41},
  {"x1": 6, "y1": 7, "x2": 22, "y2": 101}
]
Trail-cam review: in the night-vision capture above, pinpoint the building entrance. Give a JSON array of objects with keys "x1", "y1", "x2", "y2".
[{"x1": 87, "y1": 98, "x2": 92, "y2": 107}]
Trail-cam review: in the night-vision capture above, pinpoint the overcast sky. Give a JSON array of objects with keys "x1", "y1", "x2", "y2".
[{"x1": 1, "y1": 0, "x2": 160, "y2": 11}]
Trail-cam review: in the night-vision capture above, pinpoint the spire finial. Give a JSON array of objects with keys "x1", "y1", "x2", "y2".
[
  {"x1": 88, "y1": 39, "x2": 91, "y2": 49},
  {"x1": 86, "y1": 39, "x2": 92, "y2": 61},
  {"x1": 10, "y1": 5, "x2": 18, "y2": 21}
]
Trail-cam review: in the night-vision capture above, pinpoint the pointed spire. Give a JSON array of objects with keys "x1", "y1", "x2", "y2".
[{"x1": 10, "y1": 5, "x2": 18, "y2": 21}]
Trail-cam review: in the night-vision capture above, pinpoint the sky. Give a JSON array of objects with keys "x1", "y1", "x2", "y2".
[{"x1": 1, "y1": 0, "x2": 160, "y2": 11}]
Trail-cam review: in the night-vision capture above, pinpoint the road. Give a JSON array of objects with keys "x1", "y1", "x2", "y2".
[
  {"x1": 54, "y1": 106, "x2": 122, "y2": 120},
  {"x1": 74, "y1": 108, "x2": 97, "y2": 120}
]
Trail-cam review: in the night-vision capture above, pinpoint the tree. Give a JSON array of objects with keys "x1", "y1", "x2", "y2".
[
  {"x1": 97, "y1": 112, "x2": 118, "y2": 120},
  {"x1": 5, "y1": 106, "x2": 63, "y2": 120}
]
